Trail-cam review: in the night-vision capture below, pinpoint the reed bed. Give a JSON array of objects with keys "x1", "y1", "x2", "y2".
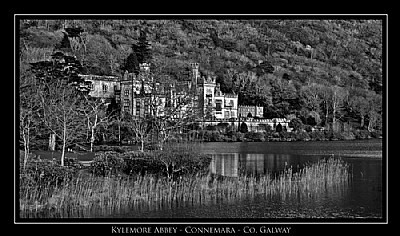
[{"x1": 19, "y1": 157, "x2": 350, "y2": 218}]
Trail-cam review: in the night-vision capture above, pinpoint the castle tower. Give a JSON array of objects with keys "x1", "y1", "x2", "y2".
[
  {"x1": 191, "y1": 62, "x2": 199, "y2": 88},
  {"x1": 139, "y1": 63, "x2": 151, "y2": 73}
]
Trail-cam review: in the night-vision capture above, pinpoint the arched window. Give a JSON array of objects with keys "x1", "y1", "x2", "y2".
[{"x1": 102, "y1": 83, "x2": 108, "y2": 93}]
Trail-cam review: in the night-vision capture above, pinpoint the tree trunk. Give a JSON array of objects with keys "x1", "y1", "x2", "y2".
[
  {"x1": 61, "y1": 122, "x2": 66, "y2": 167},
  {"x1": 90, "y1": 115, "x2": 98, "y2": 152},
  {"x1": 368, "y1": 122, "x2": 373, "y2": 132},
  {"x1": 22, "y1": 125, "x2": 29, "y2": 170},
  {"x1": 49, "y1": 133, "x2": 56, "y2": 151},
  {"x1": 368, "y1": 115, "x2": 375, "y2": 132},
  {"x1": 118, "y1": 122, "x2": 121, "y2": 144},
  {"x1": 332, "y1": 92, "x2": 337, "y2": 131},
  {"x1": 86, "y1": 118, "x2": 90, "y2": 141},
  {"x1": 90, "y1": 127, "x2": 95, "y2": 152},
  {"x1": 325, "y1": 101, "x2": 329, "y2": 129},
  {"x1": 360, "y1": 115, "x2": 365, "y2": 128}
]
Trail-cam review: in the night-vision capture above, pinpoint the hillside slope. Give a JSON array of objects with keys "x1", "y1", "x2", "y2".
[{"x1": 19, "y1": 18, "x2": 383, "y2": 130}]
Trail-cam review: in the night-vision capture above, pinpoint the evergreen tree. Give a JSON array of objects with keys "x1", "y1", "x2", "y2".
[
  {"x1": 240, "y1": 122, "x2": 248, "y2": 133},
  {"x1": 30, "y1": 51, "x2": 84, "y2": 86},
  {"x1": 122, "y1": 48, "x2": 140, "y2": 75},
  {"x1": 122, "y1": 30, "x2": 152, "y2": 75},
  {"x1": 134, "y1": 30, "x2": 152, "y2": 64},
  {"x1": 56, "y1": 32, "x2": 71, "y2": 52},
  {"x1": 276, "y1": 123, "x2": 283, "y2": 132}
]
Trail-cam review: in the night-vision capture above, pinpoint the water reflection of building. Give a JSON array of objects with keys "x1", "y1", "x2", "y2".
[
  {"x1": 210, "y1": 153, "x2": 294, "y2": 177},
  {"x1": 244, "y1": 154, "x2": 265, "y2": 176},
  {"x1": 210, "y1": 154, "x2": 239, "y2": 177},
  {"x1": 264, "y1": 154, "x2": 291, "y2": 174}
]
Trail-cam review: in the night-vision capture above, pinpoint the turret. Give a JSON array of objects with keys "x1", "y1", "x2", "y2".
[
  {"x1": 139, "y1": 63, "x2": 151, "y2": 73},
  {"x1": 205, "y1": 75, "x2": 216, "y2": 84},
  {"x1": 191, "y1": 62, "x2": 199, "y2": 87}
]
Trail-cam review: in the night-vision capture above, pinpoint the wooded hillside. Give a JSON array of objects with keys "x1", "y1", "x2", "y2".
[{"x1": 19, "y1": 18, "x2": 383, "y2": 132}]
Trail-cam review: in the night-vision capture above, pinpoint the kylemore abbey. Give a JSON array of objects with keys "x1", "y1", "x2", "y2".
[{"x1": 79, "y1": 62, "x2": 290, "y2": 132}]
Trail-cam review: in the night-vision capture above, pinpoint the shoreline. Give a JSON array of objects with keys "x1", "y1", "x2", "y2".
[{"x1": 22, "y1": 138, "x2": 383, "y2": 166}]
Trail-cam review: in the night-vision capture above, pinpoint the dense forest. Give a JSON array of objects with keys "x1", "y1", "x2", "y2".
[{"x1": 19, "y1": 18, "x2": 383, "y2": 134}]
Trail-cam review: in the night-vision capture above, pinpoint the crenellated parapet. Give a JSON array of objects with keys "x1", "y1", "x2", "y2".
[
  {"x1": 238, "y1": 105, "x2": 255, "y2": 108},
  {"x1": 199, "y1": 75, "x2": 216, "y2": 85},
  {"x1": 139, "y1": 62, "x2": 151, "y2": 72}
]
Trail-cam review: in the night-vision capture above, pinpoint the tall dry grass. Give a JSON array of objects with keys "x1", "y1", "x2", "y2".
[{"x1": 19, "y1": 157, "x2": 350, "y2": 218}]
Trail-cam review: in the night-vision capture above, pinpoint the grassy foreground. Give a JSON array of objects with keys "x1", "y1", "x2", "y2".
[{"x1": 19, "y1": 157, "x2": 350, "y2": 218}]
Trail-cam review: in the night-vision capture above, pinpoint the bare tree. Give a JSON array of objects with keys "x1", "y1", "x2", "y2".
[
  {"x1": 367, "y1": 91, "x2": 382, "y2": 132},
  {"x1": 80, "y1": 96, "x2": 111, "y2": 152},
  {"x1": 317, "y1": 84, "x2": 333, "y2": 128},
  {"x1": 19, "y1": 66, "x2": 39, "y2": 169},
  {"x1": 331, "y1": 85, "x2": 348, "y2": 132},
  {"x1": 38, "y1": 80, "x2": 86, "y2": 166},
  {"x1": 147, "y1": 83, "x2": 200, "y2": 150},
  {"x1": 118, "y1": 112, "x2": 150, "y2": 152},
  {"x1": 109, "y1": 113, "x2": 126, "y2": 145},
  {"x1": 130, "y1": 117, "x2": 149, "y2": 152}
]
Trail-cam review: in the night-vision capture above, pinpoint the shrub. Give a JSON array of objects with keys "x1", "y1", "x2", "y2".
[
  {"x1": 308, "y1": 131, "x2": 326, "y2": 141},
  {"x1": 244, "y1": 131, "x2": 265, "y2": 142},
  {"x1": 236, "y1": 132, "x2": 245, "y2": 142},
  {"x1": 226, "y1": 130, "x2": 238, "y2": 142},
  {"x1": 201, "y1": 130, "x2": 213, "y2": 141},
  {"x1": 21, "y1": 159, "x2": 77, "y2": 188},
  {"x1": 228, "y1": 134, "x2": 238, "y2": 142},
  {"x1": 263, "y1": 130, "x2": 273, "y2": 140},
  {"x1": 295, "y1": 131, "x2": 310, "y2": 141},
  {"x1": 216, "y1": 122, "x2": 230, "y2": 132},
  {"x1": 210, "y1": 131, "x2": 224, "y2": 142},
  {"x1": 304, "y1": 125, "x2": 313, "y2": 133},
  {"x1": 122, "y1": 151, "x2": 163, "y2": 176},
  {"x1": 324, "y1": 130, "x2": 344, "y2": 140},
  {"x1": 92, "y1": 146, "x2": 213, "y2": 179},
  {"x1": 272, "y1": 132, "x2": 280, "y2": 139},
  {"x1": 151, "y1": 146, "x2": 212, "y2": 179},
  {"x1": 370, "y1": 130, "x2": 382, "y2": 138},
  {"x1": 201, "y1": 130, "x2": 223, "y2": 142},
  {"x1": 289, "y1": 118, "x2": 304, "y2": 132},
  {"x1": 205, "y1": 125, "x2": 217, "y2": 131},
  {"x1": 279, "y1": 130, "x2": 295, "y2": 141},
  {"x1": 353, "y1": 129, "x2": 370, "y2": 139},
  {"x1": 341, "y1": 131, "x2": 356, "y2": 140},
  {"x1": 187, "y1": 130, "x2": 200, "y2": 141},
  {"x1": 63, "y1": 157, "x2": 84, "y2": 169},
  {"x1": 89, "y1": 151, "x2": 127, "y2": 177}
]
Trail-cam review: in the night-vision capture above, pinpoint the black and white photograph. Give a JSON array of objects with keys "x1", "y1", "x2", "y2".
[{"x1": 15, "y1": 14, "x2": 387, "y2": 233}]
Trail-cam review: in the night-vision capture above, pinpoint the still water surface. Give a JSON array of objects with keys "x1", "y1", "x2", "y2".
[{"x1": 120, "y1": 140, "x2": 384, "y2": 219}]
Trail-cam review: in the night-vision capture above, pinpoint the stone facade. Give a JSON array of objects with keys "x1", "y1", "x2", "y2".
[
  {"x1": 119, "y1": 71, "x2": 153, "y2": 117},
  {"x1": 191, "y1": 63, "x2": 239, "y2": 120},
  {"x1": 79, "y1": 74, "x2": 120, "y2": 103},
  {"x1": 238, "y1": 105, "x2": 264, "y2": 118},
  {"x1": 79, "y1": 62, "x2": 291, "y2": 128}
]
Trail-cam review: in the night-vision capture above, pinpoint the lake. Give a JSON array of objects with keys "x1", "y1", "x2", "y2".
[{"x1": 115, "y1": 139, "x2": 384, "y2": 220}]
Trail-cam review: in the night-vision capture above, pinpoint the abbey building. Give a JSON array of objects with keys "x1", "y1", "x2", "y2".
[{"x1": 79, "y1": 62, "x2": 290, "y2": 131}]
